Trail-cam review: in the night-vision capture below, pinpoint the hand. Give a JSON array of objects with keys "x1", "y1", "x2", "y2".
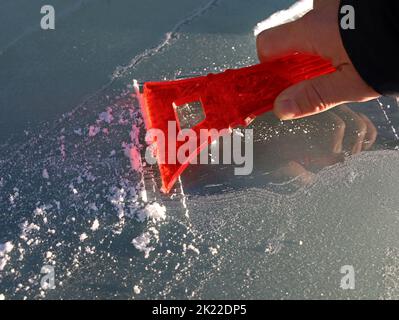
[
  {"x1": 256, "y1": 0, "x2": 380, "y2": 120},
  {"x1": 255, "y1": 105, "x2": 378, "y2": 185},
  {"x1": 181, "y1": 105, "x2": 378, "y2": 192}
]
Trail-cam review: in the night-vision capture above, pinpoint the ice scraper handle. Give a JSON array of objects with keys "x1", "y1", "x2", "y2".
[{"x1": 197, "y1": 52, "x2": 337, "y2": 128}]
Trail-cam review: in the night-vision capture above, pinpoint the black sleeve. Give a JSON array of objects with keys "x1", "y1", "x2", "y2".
[{"x1": 339, "y1": 0, "x2": 399, "y2": 96}]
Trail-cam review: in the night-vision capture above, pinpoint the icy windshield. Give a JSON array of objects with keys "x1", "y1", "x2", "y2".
[{"x1": 1, "y1": 0, "x2": 399, "y2": 299}]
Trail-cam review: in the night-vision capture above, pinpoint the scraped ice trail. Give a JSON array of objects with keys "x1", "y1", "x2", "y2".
[
  {"x1": 0, "y1": 80, "x2": 213, "y2": 299},
  {"x1": 0, "y1": 87, "x2": 155, "y2": 298},
  {"x1": 377, "y1": 99, "x2": 399, "y2": 141},
  {"x1": 254, "y1": 0, "x2": 313, "y2": 36}
]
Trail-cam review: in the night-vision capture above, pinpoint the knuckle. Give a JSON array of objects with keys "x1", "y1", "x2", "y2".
[
  {"x1": 256, "y1": 31, "x2": 269, "y2": 59},
  {"x1": 351, "y1": 113, "x2": 368, "y2": 137},
  {"x1": 334, "y1": 117, "x2": 346, "y2": 133},
  {"x1": 299, "y1": 80, "x2": 329, "y2": 114},
  {"x1": 355, "y1": 121, "x2": 368, "y2": 138}
]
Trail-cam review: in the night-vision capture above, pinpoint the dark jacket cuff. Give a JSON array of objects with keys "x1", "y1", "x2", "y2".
[{"x1": 339, "y1": 0, "x2": 399, "y2": 96}]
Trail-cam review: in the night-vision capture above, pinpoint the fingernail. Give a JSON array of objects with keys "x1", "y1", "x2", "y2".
[{"x1": 275, "y1": 99, "x2": 300, "y2": 120}]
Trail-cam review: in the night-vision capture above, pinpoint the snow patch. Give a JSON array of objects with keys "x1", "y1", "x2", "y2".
[
  {"x1": 129, "y1": 146, "x2": 142, "y2": 172},
  {"x1": 20, "y1": 222, "x2": 40, "y2": 242},
  {"x1": 254, "y1": 0, "x2": 313, "y2": 36},
  {"x1": 132, "y1": 232, "x2": 154, "y2": 259},
  {"x1": 42, "y1": 168, "x2": 49, "y2": 179},
  {"x1": 98, "y1": 108, "x2": 114, "y2": 124},
  {"x1": 136, "y1": 202, "x2": 166, "y2": 223},
  {"x1": 90, "y1": 219, "x2": 100, "y2": 231},
  {"x1": 88, "y1": 125, "x2": 101, "y2": 137},
  {"x1": 133, "y1": 285, "x2": 141, "y2": 294},
  {"x1": 184, "y1": 244, "x2": 200, "y2": 255},
  {"x1": 0, "y1": 241, "x2": 14, "y2": 271}
]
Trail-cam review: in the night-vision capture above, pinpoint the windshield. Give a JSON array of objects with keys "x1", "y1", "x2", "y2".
[{"x1": 1, "y1": 0, "x2": 399, "y2": 300}]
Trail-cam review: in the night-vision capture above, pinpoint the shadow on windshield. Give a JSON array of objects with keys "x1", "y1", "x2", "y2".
[{"x1": 181, "y1": 97, "x2": 399, "y2": 196}]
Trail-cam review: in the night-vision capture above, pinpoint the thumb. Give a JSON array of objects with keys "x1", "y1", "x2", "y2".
[{"x1": 274, "y1": 68, "x2": 369, "y2": 120}]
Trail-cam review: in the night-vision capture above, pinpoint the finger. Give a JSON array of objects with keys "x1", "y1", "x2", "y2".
[
  {"x1": 313, "y1": 0, "x2": 327, "y2": 9},
  {"x1": 256, "y1": 18, "x2": 313, "y2": 62},
  {"x1": 333, "y1": 105, "x2": 367, "y2": 155},
  {"x1": 273, "y1": 65, "x2": 378, "y2": 121},
  {"x1": 306, "y1": 152, "x2": 345, "y2": 170},
  {"x1": 351, "y1": 121, "x2": 367, "y2": 155},
  {"x1": 257, "y1": 2, "x2": 342, "y2": 64},
  {"x1": 272, "y1": 161, "x2": 315, "y2": 186},
  {"x1": 325, "y1": 112, "x2": 346, "y2": 153},
  {"x1": 358, "y1": 113, "x2": 378, "y2": 150}
]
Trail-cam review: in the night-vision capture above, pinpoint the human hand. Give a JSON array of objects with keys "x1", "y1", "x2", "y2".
[
  {"x1": 258, "y1": 105, "x2": 378, "y2": 185},
  {"x1": 256, "y1": 0, "x2": 380, "y2": 120}
]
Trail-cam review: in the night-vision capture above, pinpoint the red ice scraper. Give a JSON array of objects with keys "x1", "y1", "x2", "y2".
[{"x1": 134, "y1": 52, "x2": 336, "y2": 193}]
